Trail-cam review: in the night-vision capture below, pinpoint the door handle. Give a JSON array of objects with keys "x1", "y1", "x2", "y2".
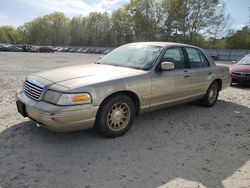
[
  {"x1": 184, "y1": 73, "x2": 192, "y2": 78},
  {"x1": 183, "y1": 70, "x2": 192, "y2": 78}
]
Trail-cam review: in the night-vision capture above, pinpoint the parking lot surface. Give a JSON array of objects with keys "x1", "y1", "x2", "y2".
[{"x1": 0, "y1": 52, "x2": 249, "y2": 188}]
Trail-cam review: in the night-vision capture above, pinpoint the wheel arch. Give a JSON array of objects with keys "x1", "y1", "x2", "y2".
[
  {"x1": 98, "y1": 90, "x2": 141, "y2": 116},
  {"x1": 213, "y1": 78, "x2": 222, "y2": 91}
]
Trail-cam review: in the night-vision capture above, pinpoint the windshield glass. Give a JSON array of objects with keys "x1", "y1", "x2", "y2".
[
  {"x1": 97, "y1": 45, "x2": 162, "y2": 70},
  {"x1": 237, "y1": 55, "x2": 250, "y2": 65}
]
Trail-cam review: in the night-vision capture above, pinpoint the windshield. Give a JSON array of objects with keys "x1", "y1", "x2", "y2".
[
  {"x1": 97, "y1": 45, "x2": 162, "y2": 70},
  {"x1": 237, "y1": 55, "x2": 250, "y2": 65}
]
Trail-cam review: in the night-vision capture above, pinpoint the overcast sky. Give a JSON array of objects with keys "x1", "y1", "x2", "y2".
[{"x1": 0, "y1": 0, "x2": 249, "y2": 30}]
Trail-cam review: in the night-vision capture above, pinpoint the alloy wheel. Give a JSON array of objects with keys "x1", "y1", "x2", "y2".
[{"x1": 107, "y1": 103, "x2": 131, "y2": 132}]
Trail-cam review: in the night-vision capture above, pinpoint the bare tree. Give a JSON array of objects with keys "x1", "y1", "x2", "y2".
[{"x1": 207, "y1": 3, "x2": 231, "y2": 48}]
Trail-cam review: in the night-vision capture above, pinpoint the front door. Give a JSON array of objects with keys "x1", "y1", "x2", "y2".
[{"x1": 150, "y1": 47, "x2": 192, "y2": 110}]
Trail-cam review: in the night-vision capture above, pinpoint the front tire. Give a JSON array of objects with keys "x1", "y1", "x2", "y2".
[
  {"x1": 200, "y1": 82, "x2": 219, "y2": 107},
  {"x1": 95, "y1": 95, "x2": 135, "y2": 138}
]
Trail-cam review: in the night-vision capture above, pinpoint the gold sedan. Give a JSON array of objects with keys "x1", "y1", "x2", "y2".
[{"x1": 16, "y1": 42, "x2": 231, "y2": 137}]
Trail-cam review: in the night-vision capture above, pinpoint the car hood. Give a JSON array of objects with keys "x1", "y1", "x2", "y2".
[
  {"x1": 33, "y1": 63, "x2": 146, "y2": 89},
  {"x1": 230, "y1": 64, "x2": 250, "y2": 72}
]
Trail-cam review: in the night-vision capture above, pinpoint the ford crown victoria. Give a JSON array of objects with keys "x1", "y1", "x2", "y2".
[{"x1": 16, "y1": 42, "x2": 231, "y2": 137}]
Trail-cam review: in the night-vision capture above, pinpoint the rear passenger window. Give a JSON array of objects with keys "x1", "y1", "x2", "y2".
[
  {"x1": 162, "y1": 47, "x2": 186, "y2": 69},
  {"x1": 185, "y1": 48, "x2": 210, "y2": 68},
  {"x1": 198, "y1": 50, "x2": 210, "y2": 67}
]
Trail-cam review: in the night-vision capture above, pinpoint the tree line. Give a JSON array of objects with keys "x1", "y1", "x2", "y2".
[{"x1": 0, "y1": 0, "x2": 249, "y2": 49}]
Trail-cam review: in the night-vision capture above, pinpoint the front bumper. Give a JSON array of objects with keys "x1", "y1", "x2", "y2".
[
  {"x1": 230, "y1": 74, "x2": 250, "y2": 83},
  {"x1": 16, "y1": 89, "x2": 99, "y2": 132}
]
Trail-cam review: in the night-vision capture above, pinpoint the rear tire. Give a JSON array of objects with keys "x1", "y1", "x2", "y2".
[
  {"x1": 95, "y1": 95, "x2": 135, "y2": 138},
  {"x1": 200, "y1": 82, "x2": 219, "y2": 107}
]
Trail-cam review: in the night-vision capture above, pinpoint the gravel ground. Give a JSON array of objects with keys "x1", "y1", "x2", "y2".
[{"x1": 0, "y1": 52, "x2": 249, "y2": 188}]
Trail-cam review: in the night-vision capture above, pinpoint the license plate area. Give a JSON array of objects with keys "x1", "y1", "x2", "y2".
[{"x1": 16, "y1": 100, "x2": 27, "y2": 117}]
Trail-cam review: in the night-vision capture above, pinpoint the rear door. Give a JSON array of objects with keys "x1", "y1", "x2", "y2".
[{"x1": 184, "y1": 47, "x2": 214, "y2": 95}]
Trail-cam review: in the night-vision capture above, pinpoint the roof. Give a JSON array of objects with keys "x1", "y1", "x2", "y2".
[{"x1": 126, "y1": 42, "x2": 198, "y2": 48}]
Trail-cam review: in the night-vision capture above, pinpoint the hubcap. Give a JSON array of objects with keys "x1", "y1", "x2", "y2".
[
  {"x1": 208, "y1": 85, "x2": 217, "y2": 103},
  {"x1": 107, "y1": 103, "x2": 131, "y2": 132}
]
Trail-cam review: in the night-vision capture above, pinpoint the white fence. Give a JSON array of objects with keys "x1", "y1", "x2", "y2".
[{"x1": 206, "y1": 49, "x2": 250, "y2": 61}]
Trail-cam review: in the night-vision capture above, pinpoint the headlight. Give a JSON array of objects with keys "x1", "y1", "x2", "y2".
[
  {"x1": 58, "y1": 93, "x2": 92, "y2": 105},
  {"x1": 43, "y1": 90, "x2": 92, "y2": 105}
]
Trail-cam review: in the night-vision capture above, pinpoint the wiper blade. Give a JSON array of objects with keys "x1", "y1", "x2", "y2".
[{"x1": 97, "y1": 63, "x2": 119, "y2": 67}]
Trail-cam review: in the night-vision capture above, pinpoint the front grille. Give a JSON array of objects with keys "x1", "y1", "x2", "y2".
[
  {"x1": 232, "y1": 72, "x2": 250, "y2": 77},
  {"x1": 24, "y1": 80, "x2": 44, "y2": 101}
]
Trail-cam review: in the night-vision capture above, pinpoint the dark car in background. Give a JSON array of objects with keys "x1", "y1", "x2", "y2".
[
  {"x1": 0, "y1": 44, "x2": 9, "y2": 51},
  {"x1": 23, "y1": 45, "x2": 39, "y2": 52},
  {"x1": 16, "y1": 44, "x2": 26, "y2": 50},
  {"x1": 0, "y1": 44, "x2": 23, "y2": 52},
  {"x1": 230, "y1": 54, "x2": 250, "y2": 85},
  {"x1": 9, "y1": 45, "x2": 23, "y2": 52},
  {"x1": 38, "y1": 46, "x2": 55, "y2": 53}
]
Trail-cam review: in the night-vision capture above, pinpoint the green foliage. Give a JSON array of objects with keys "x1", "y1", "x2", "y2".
[
  {"x1": 125, "y1": 0, "x2": 160, "y2": 41},
  {"x1": 0, "y1": 26, "x2": 22, "y2": 44},
  {"x1": 225, "y1": 26, "x2": 250, "y2": 49},
  {"x1": 204, "y1": 37, "x2": 227, "y2": 49},
  {"x1": 22, "y1": 12, "x2": 70, "y2": 45},
  {"x1": 0, "y1": 0, "x2": 245, "y2": 49},
  {"x1": 70, "y1": 16, "x2": 85, "y2": 46},
  {"x1": 111, "y1": 8, "x2": 134, "y2": 46},
  {"x1": 84, "y1": 12, "x2": 112, "y2": 47},
  {"x1": 161, "y1": 0, "x2": 226, "y2": 44}
]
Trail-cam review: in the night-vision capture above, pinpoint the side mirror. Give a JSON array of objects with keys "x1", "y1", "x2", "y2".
[
  {"x1": 161, "y1": 62, "x2": 175, "y2": 71},
  {"x1": 99, "y1": 55, "x2": 104, "y2": 59}
]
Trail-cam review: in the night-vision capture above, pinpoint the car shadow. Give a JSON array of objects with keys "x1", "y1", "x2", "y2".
[{"x1": 0, "y1": 100, "x2": 249, "y2": 188}]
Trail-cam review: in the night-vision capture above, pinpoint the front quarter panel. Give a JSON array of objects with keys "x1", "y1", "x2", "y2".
[{"x1": 69, "y1": 73, "x2": 152, "y2": 114}]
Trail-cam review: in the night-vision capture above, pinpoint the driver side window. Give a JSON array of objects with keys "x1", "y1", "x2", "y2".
[{"x1": 162, "y1": 47, "x2": 186, "y2": 69}]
